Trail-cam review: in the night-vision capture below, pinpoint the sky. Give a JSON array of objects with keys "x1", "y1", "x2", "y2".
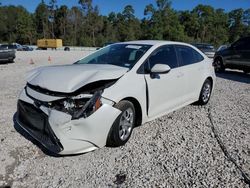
[{"x1": 1, "y1": 0, "x2": 250, "y2": 18}]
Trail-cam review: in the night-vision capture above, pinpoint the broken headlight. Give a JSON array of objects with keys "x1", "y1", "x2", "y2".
[{"x1": 51, "y1": 91, "x2": 102, "y2": 119}]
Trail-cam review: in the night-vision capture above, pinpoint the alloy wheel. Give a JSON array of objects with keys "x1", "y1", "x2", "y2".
[
  {"x1": 118, "y1": 108, "x2": 134, "y2": 141},
  {"x1": 202, "y1": 82, "x2": 211, "y2": 103}
]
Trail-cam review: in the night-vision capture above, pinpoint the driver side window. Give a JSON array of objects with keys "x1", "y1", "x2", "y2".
[{"x1": 148, "y1": 45, "x2": 178, "y2": 69}]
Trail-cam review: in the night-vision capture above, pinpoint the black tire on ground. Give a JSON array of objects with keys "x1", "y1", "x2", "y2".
[
  {"x1": 197, "y1": 79, "x2": 212, "y2": 105},
  {"x1": 106, "y1": 100, "x2": 135, "y2": 147},
  {"x1": 214, "y1": 57, "x2": 225, "y2": 72},
  {"x1": 64, "y1": 47, "x2": 70, "y2": 51}
]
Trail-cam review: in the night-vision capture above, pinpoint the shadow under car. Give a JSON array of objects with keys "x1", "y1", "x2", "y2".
[{"x1": 216, "y1": 70, "x2": 250, "y2": 84}]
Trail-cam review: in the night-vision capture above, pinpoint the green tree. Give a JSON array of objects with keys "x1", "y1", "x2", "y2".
[
  {"x1": 191, "y1": 5, "x2": 215, "y2": 43},
  {"x1": 66, "y1": 6, "x2": 82, "y2": 46},
  {"x1": 142, "y1": 0, "x2": 187, "y2": 41},
  {"x1": 243, "y1": 9, "x2": 250, "y2": 36},
  {"x1": 86, "y1": 6, "x2": 103, "y2": 46},
  {"x1": 54, "y1": 5, "x2": 68, "y2": 40},
  {"x1": 16, "y1": 7, "x2": 36, "y2": 44},
  {"x1": 179, "y1": 11, "x2": 200, "y2": 41},
  {"x1": 48, "y1": 0, "x2": 57, "y2": 38},
  {"x1": 0, "y1": 0, "x2": 249, "y2": 47},
  {"x1": 78, "y1": 0, "x2": 92, "y2": 15},
  {"x1": 243, "y1": 9, "x2": 250, "y2": 25},
  {"x1": 35, "y1": 0, "x2": 49, "y2": 39},
  {"x1": 211, "y1": 9, "x2": 229, "y2": 46},
  {"x1": 0, "y1": 6, "x2": 9, "y2": 42},
  {"x1": 228, "y1": 9, "x2": 245, "y2": 42},
  {"x1": 114, "y1": 5, "x2": 141, "y2": 41},
  {"x1": 102, "y1": 12, "x2": 119, "y2": 43}
]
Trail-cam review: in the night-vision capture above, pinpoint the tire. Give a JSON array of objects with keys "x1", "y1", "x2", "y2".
[
  {"x1": 64, "y1": 47, "x2": 70, "y2": 51},
  {"x1": 214, "y1": 57, "x2": 225, "y2": 72},
  {"x1": 107, "y1": 100, "x2": 135, "y2": 147},
  {"x1": 197, "y1": 79, "x2": 212, "y2": 105}
]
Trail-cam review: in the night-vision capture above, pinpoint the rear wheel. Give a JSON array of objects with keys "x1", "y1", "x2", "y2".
[
  {"x1": 64, "y1": 47, "x2": 70, "y2": 51},
  {"x1": 214, "y1": 58, "x2": 225, "y2": 72},
  {"x1": 197, "y1": 79, "x2": 212, "y2": 105},
  {"x1": 107, "y1": 100, "x2": 135, "y2": 147}
]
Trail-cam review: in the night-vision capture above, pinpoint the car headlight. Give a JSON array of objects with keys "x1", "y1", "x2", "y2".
[
  {"x1": 72, "y1": 91, "x2": 102, "y2": 119},
  {"x1": 51, "y1": 91, "x2": 102, "y2": 119}
]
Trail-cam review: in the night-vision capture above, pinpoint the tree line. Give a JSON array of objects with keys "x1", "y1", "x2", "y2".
[{"x1": 0, "y1": 0, "x2": 249, "y2": 47}]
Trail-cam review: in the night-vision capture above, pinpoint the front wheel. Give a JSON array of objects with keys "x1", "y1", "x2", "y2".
[
  {"x1": 197, "y1": 79, "x2": 212, "y2": 105},
  {"x1": 106, "y1": 100, "x2": 135, "y2": 147}
]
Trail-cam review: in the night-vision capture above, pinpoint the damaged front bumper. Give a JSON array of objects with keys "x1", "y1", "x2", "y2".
[{"x1": 15, "y1": 89, "x2": 121, "y2": 155}]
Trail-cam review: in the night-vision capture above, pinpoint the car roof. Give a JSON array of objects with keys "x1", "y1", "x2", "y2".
[{"x1": 117, "y1": 40, "x2": 192, "y2": 46}]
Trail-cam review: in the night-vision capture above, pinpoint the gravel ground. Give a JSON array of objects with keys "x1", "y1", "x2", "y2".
[{"x1": 0, "y1": 51, "x2": 249, "y2": 187}]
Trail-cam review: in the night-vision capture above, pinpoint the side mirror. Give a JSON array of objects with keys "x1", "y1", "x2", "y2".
[{"x1": 151, "y1": 64, "x2": 171, "y2": 74}]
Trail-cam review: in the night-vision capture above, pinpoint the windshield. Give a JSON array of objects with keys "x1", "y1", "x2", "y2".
[{"x1": 75, "y1": 44, "x2": 152, "y2": 69}]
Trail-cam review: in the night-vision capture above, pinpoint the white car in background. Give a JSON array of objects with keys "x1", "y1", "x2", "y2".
[{"x1": 16, "y1": 41, "x2": 216, "y2": 155}]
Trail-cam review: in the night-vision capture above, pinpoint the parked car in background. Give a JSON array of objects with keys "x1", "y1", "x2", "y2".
[
  {"x1": 192, "y1": 43, "x2": 216, "y2": 58},
  {"x1": 15, "y1": 40, "x2": 215, "y2": 155},
  {"x1": 0, "y1": 45, "x2": 16, "y2": 63},
  {"x1": 22, "y1": 45, "x2": 34, "y2": 51},
  {"x1": 1, "y1": 43, "x2": 28, "y2": 51},
  {"x1": 214, "y1": 37, "x2": 250, "y2": 73}
]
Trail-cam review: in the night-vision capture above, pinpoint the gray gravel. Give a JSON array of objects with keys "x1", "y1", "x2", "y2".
[{"x1": 0, "y1": 51, "x2": 249, "y2": 187}]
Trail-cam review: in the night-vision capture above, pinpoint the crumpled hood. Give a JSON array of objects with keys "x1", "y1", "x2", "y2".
[{"x1": 26, "y1": 64, "x2": 128, "y2": 93}]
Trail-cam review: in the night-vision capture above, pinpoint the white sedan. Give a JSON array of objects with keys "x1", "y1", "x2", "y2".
[{"x1": 16, "y1": 41, "x2": 216, "y2": 155}]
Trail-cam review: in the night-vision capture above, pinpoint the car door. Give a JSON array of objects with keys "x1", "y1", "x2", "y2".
[
  {"x1": 245, "y1": 39, "x2": 250, "y2": 69},
  {"x1": 175, "y1": 45, "x2": 205, "y2": 101},
  {"x1": 0, "y1": 45, "x2": 9, "y2": 60},
  {"x1": 238, "y1": 38, "x2": 250, "y2": 69},
  {"x1": 144, "y1": 45, "x2": 187, "y2": 119},
  {"x1": 0, "y1": 47, "x2": 5, "y2": 60},
  {"x1": 226, "y1": 38, "x2": 248, "y2": 68}
]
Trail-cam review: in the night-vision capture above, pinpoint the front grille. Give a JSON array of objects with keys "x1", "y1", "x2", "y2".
[{"x1": 17, "y1": 100, "x2": 63, "y2": 153}]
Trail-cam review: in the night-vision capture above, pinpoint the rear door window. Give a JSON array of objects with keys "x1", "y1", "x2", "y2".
[
  {"x1": 176, "y1": 45, "x2": 204, "y2": 66},
  {"x1": 193, "y1": 49, "x2": 204, "y2": 62}
]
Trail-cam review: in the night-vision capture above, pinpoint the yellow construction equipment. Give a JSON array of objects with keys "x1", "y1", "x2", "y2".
[{"x1": 37, "y1": 39, "x2": 63, "y2": 50}]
